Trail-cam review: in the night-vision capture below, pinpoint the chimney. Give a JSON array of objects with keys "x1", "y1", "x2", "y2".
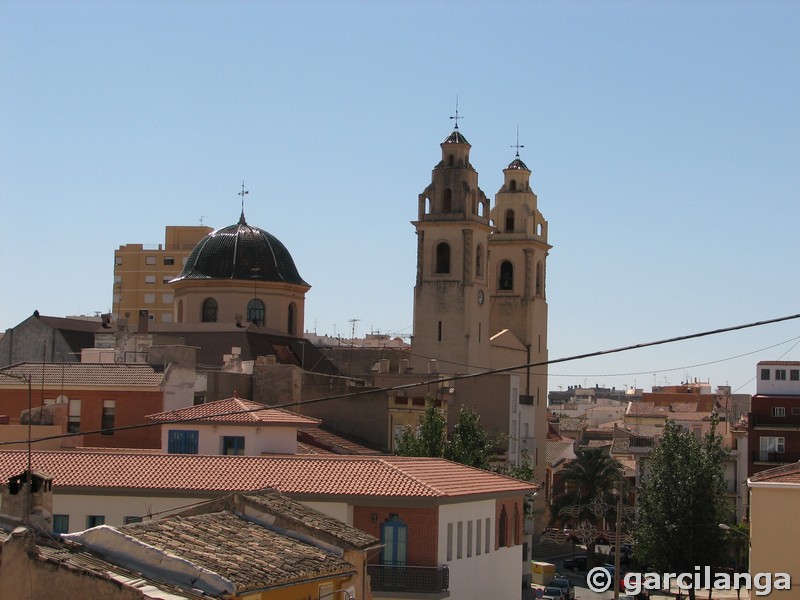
[{"x1": 1, "y1": 471, "x2": 54, "y2": 532}]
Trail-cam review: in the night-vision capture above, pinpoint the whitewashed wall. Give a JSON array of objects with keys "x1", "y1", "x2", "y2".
[
  {"x1": 439, "y1": 500, "x2": 524, "y2": 600},
  {"x1": 159, "y1": 423, "x2": 297, "y2": 455}
]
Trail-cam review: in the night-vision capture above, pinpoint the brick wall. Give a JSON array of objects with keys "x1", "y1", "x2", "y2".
[
  {"x1": 354, "y1": 505, "x2": 439, "y2": 566},
  {"x1": 495, "y1": 496, "x2": 524, "y2": 549},
  {"x1": 0, "y1": 387, "x2": 162, "y2": 449}
]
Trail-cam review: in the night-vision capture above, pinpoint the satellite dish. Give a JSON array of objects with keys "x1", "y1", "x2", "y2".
[{"x1": 55, "y1": 395, "x2": 69, "y2": 404}]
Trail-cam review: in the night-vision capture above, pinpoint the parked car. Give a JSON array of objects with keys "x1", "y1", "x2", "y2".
[
  {"x1": 549, "y1": 576, "x2": 575, "y2": 600},
  {"x1": 562, "y1": 555, "x2": 588, "y2": 572},
  {"x1": 543, "y1": 586, "x2": 568, "y2": 600}
]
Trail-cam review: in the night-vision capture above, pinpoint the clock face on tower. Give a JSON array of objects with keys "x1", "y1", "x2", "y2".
[{"x1": 478, "y1": 289, "x2": 485, "y2": 305}]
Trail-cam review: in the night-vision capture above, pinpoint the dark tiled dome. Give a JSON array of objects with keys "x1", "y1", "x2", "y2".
[
  {"x1": 172, "y1": 215, "x2": 308, "y2": 286},
  {"x1": 506, "y1": 157, "x2": 530, "y2": 171},
  {"x1": 442, "y1": 130, "x2": 469, "y2": 145}
]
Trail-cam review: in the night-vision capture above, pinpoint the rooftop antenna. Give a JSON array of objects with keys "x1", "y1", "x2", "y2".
[
  {"x1": 348, "y1": 318, "x2": 361, "y2": 340},
  {"x1": 512, "y1": 124, "x2": 524, "y2": 158},
  {"x1": 238, "y1": 182, "x2": 249, "y2": 224},
  {"x1": 199, "y1": 215, "x2": 209, "y2": 226},
  {"x1": 450, "y1": 96, "x2": 462, "y2": 130}
]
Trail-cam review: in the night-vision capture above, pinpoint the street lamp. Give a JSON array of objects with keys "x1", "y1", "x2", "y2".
[{"x1": 719, "y1": 523, "x2": 750, "y2": 572}]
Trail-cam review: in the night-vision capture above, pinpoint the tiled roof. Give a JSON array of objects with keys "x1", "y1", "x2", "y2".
[
  {"x1": 546, "y1": 439, "x2": 575, "y2": 465},
  {"x1": 592, "y1": 418, "x2": 624, "y2": 431},
  {"x1": 757, "y1": 360, "x2": 800, "y2": 366},
  {"x1": 611, "y1": 438, "x2": 630, "y2": 454},
  {"x1": 147, "y1": 397, "x2": 320, "y2": 427},
  {"x1": 0, "y1": 530, "x2": 210, "y2": 599},
  {"x1": 295, "y1": 441, "x2": 333, "y2": 455},
  {"x1": 144, "y1": 325, "x2": 341, "y2": 375},
  {"x1": 0, "y1": 363, "x2": 163, "y2": 388},
  {"x1": 240, "y1": 489, "x2": 380, "y2": 549},
  {"x1": 558, "y1": 417, "x2": 586, "y2": 432},
  {"x1": 626, "y1": 402, "x2": 667, "y2": 417},
  {"x1": 749, "y1": 461, "x2": 800, "y2": 484},
  {"x1": 585, "y1": 440, "x2": 612, "y2": 449},
  {"x1": 669, "y1": 411, "x2": 712, "y2": 422},
  {"x1": 76, "y1": 512, "x2": 354, "y2": 594},
  {"x1": 0, "y1": 451, "x2": 535, "y2": 499},
  {"x1": 298, "y1": 427, "x2": 382, "y2": 455}
]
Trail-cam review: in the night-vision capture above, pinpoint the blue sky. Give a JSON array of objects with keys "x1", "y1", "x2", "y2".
[{"x1": 1, "y1": 1, "x2": 799, "y2": 395}]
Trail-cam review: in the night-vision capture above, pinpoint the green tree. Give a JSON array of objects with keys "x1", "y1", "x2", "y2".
[
  {"x1": 495, "y1": 450, "x2": 537, "y2": 516},
  {"x1": 552, "y1": 448, "x2": 624, "y2": 568},
  {"x1": 445, "y1": 406, "x2": 499, "y2": 469},
  {"x1": 634, "y1": 418, "x2": 730, "y2": 600},
  {"x1": 395, "y1": 401, "x2": 447, "y2": 458},
  {"x1": 395, "y1": 403, "x2": 500, "y2": 470}
]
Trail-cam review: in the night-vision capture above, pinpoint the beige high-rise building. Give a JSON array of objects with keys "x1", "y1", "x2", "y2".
[
  {"x1": 112, "y1": 225, "x2": 212, "y2": 324},
  {"x1": 411, "y1": 126, "x2": 551, "y2": 484}
]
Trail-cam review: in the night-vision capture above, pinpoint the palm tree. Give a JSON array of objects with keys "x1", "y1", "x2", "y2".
[{"x1": 553, "y1": 448, "x2": 624, "y2": 568}]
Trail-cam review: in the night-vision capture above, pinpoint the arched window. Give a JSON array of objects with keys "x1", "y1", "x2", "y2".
[
  {"x1": 513, "y1": 504, "x2": 520, "y2": 545},
  {"x1": 381, "y1": 514, "x2": 408, "y2": 566},
  {"x1": 509, "y1": 179, "x2": 517, "y2": 191},
  {"x1": 287, "y1": 302, "x2": 296, "y2": 335},
  {"x1": 475, "y1": 244, "x2": 483, "y2": 277},
  {"x1": 499, "y1": 506, "x2": 508, "y2": 547},
  {"x1": 435, "y1": 242, "x2": 450, "y2": 274},
  {"x1": 536, "y1": 262, "x2": 543, "y2": 296},
  {"x1": 425, "y1": 197, "x2": 432, "y2": 215},
  {"x1": 448, "y1": 154, "x2": 454, "y2": 167},
  {"x1": 247, "y1": 299, "x2": 265, "y2": 325},
  {"x1": 201, "y1": 298, "x2": 217, "y2": 323},
  {"x1": 442, "y1": 189, "x2": 452, "y2": 213},
  {"x1": 177, "y1": 299, "x2": 184, "y2": 323},
  {"x1": 477, "y1": 200, "x2": 484, "y2": 217},
  {"x1": 499, "y1": 261, "x2": 514, "y2": 291},
  {"x1": 505, "y1": 209, "x2": 515, "y2": 233}
]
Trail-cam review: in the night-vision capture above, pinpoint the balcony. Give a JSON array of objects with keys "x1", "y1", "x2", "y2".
[
  {"x1": 368, "y1": 564, "x2": 449, "y2": 596},
  {"x1": 752, "y1": 450, "x2": 800, "y2": 464}
]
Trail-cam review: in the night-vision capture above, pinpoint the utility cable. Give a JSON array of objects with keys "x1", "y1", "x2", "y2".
[{"x1": 2, "y1": 311, "x2": 799, "y2": 446}]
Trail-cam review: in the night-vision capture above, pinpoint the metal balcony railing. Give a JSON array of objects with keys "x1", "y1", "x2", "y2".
[
  {"x1": 752, "y1": 450, "x2": 800, "y2": 463},
  {"x1": 368, "y1": 564, "x2": 449, "y2": 593}
]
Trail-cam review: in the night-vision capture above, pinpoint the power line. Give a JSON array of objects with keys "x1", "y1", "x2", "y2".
[{"x1": 3, "y1": 311, "x2": 799, "y2": 447}]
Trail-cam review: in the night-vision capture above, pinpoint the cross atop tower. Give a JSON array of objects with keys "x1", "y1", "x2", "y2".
[
  {"x1": 512, "y1": 125, "x2": 524, "y2": 158},
  {"x1": 238, "y1": 181, "x2": 249, "y2": 224},
  {"x1": 449, "y1": 96, "x2": 463, "y2": 130}
]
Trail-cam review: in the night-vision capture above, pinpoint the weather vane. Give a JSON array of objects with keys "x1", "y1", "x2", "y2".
[
  {"x1": 450, "y1": 96, "x2": 463, "y2": 130},
  {"x1": 512, "y1": 125, "x2": 524, "y2": 158}
]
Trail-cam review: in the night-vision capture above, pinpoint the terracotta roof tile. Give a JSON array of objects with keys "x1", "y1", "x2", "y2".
[
  {"x1": 298, "y1": 427, "x2": 382, "y2": 455},
  {"x1": 757, "y1": 361, "x2": 800, "y2": 366},
  {"x1": 239, "y1": 489, "x2": 380, "y2": 549},
  {"x1": 147, "y1": 397, "x2": 320, "y2": 427},
  {"x1": 749, "y1": 461, "x2": 800, "y2": 483},
  {"x1": 80, "y1": 512, "x2": 355, "y2": 593},
  {"x1": 0, "y1": 451, "x2": 535, "y2": 498},
  {"x1": 0, "y1": 363, "x2": 163, "y2": 388}
]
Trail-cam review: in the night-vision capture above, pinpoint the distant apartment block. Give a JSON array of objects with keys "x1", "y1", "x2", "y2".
[
  {"x1": 113, "y1": 225, "x2": 212, "y2": 324},
  {"x1": 748, "y1": 360, "x2": 800, "y2": 477}
]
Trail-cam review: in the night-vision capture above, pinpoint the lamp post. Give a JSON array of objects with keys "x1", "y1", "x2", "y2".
[
  {"x1": 719, "y1": 523, "x2": 750, "y2": 569},
  {"x1": 613, "y1": 483, "x2": 623, "y2": 600}
]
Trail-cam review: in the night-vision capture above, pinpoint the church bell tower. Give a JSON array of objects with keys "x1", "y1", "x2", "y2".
[{"x1": 410, "y1": 125, "x2": 492, "y2": 374}]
